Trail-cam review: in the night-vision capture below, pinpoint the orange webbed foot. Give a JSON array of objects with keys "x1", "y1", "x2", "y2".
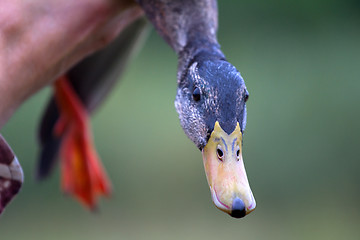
[{"x1": 54, "y1": 76, "x2": 111, "y2": 209}]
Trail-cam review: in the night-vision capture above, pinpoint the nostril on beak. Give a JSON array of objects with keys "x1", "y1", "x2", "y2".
[{"x1": 231, "y1": 197, "x2": 246, "y2": 218}]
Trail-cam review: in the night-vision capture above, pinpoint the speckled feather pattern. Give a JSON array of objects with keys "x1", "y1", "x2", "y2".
[
  {"x1": 138, "y1": 0, "x2": 249, "y2": 148},
  {"x1": 0, "y1": 0, "x2": 250, "y2": 215},
  {"x1": 0, "y1": 135, "x2": 23, "y2": 215},
  {"x1": 175, "y1": 60, "x2": 248, "y2": 149}
]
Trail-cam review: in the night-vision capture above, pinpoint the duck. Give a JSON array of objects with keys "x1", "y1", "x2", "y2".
[{"x1": 0, "y1": 0, "x2": 256, "y2": 218}]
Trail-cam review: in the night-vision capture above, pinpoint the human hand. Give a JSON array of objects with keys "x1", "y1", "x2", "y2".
[{"x1": 0, "y1": 0, "x2": 143, "y2": 128}]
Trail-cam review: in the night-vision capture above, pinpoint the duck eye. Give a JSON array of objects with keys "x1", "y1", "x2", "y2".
[
  {"x1": 244, "y1": 92, "x2": 249, "y2": 102},
  {"x1": 192, "y1": 87, "x2": 201, "y2": 101}
]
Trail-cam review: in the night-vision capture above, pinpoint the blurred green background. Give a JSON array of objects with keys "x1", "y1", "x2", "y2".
[{"x1": 1, "y1": 0, "x2": 359, "y2": 239}]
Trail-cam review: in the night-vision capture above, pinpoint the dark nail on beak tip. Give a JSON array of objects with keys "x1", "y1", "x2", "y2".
[{"x1": 230, "y1": 198, "x2": 246, "y2": 218}]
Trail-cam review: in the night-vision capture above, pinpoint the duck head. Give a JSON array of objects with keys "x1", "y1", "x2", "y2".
[{"x1": 175, "y1": 53, "x2": 256, "y2": 218}]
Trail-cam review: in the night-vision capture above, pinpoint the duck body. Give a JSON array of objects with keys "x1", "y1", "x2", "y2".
[{"x1": 0, "y1": 0, "x2": 255, "y2": 218}]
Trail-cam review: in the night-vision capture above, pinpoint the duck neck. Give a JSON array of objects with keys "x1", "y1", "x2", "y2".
[{"x1": 138, "y1": 0, "x2": 225, "y2": 82}]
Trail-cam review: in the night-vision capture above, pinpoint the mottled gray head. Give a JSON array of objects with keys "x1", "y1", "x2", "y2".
[
  {"x1": 175, "y1": 59, "x2": 249, "y2": 149},
  {"x1": 175, "y1": 57, "x2": 256, "y2": 218}
]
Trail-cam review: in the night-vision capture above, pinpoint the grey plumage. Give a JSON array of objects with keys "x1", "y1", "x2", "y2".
[{"x1": 175, "y1": 60, "x2": 248, "y2": 149}]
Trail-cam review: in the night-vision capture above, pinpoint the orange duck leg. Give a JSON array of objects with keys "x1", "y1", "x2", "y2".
[{"x1": 53, "y1": 76, "x2": 111, "y2": 209}]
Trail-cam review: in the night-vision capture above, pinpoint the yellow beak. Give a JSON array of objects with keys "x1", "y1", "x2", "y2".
[{"x1": 202, "y1": 121, "x2": 256, "y2": 218}]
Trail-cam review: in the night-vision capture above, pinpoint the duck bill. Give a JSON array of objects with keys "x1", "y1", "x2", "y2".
[{"x1": 202, "y1": 121, "x2": 256, "y2": 218}]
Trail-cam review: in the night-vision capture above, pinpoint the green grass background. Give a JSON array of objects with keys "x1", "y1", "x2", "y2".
[{"x1": 1, "y1": 1, "x2": 359, "y2": 239}]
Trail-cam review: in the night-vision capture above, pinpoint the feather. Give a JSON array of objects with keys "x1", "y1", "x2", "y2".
[{"x1": 37, "y1": 18, "x2": 149, "y2": 179}]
